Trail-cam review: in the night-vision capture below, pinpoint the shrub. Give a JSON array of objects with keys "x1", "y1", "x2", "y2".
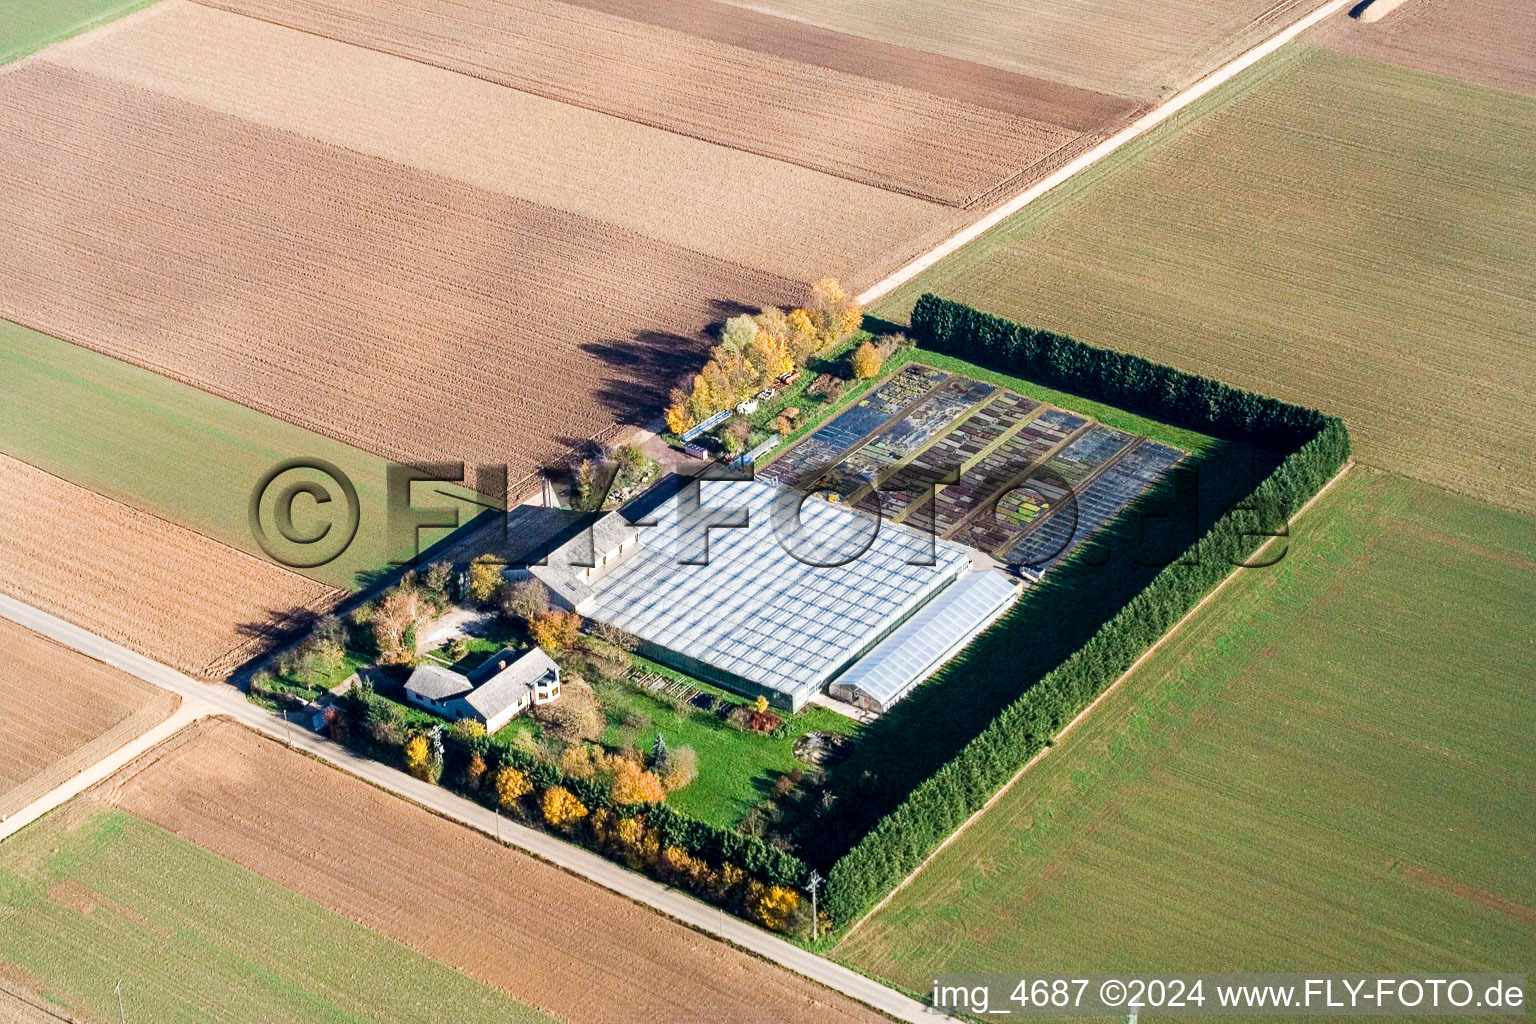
[
  {"x1": 423, "y1": 560, "x2": 453, "y2": 599},
  {"x1": 464, "y1": 751, "x2": 488, "y2": 792},
  {"x1": 467, "y1": 554, "x2": 505, "y2": 604},
  {"x1": 531, "y1": 610, "x2": 582, "y2": 653},
  {"x1": 447, "y1": 636, "x2": 470, "y2": 662},
  {"x1": 591, "y1": 620, "x2": 639, "y2": 652},
  {"x1": 659, "y1": 746, "x2": 698, "y2": 793},
  {"x1": 541, "y1": 786, "x2": 588, "y2": 828},
  {"x1": 494, "y1": 766, "x2": 532, "y2": 809},
  {"x1": 851, "y1": 340, "x2": 882, "y2": 380},
  {"x1": 610, "y1": 759, "x2": 666, "y2": 806}
]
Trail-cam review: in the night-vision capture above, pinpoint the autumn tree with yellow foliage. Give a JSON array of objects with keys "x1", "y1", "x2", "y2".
[
  {"x1": 663, "y1": 279, "x2": 861, "y2": 436},
  {"x1": 745, "y1": 880, "x2": 801, "y2": 931},
  {"x1": 530, "y1": 609, "x2": 581, "y2": 653},
  {"x1": 609, "y1": 758, "x2": 666, "y2": 805},
  {"x1": 851, "y1": 340, "x2": 883, "y2": 380},
  {"x1": 541, "y1": 785, "x2": 588, "y2": 828},
  {"x1": 494, "y1": 766, "x2": 532, "y2": 809},
  {"x1": 809, "y1": 277, "x2": 862, "y2": 344}
]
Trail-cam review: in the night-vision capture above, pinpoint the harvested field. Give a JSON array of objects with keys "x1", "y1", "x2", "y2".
[
  {"x1": 876, "y1": 47, "x2": 1536, "y2": 512},
  {"x1": 0, "y1": 619, "x2": 177, "y2": 819},
  {"x1": 52, "y1": 2, "x2": 958, "y2": 283},
  {"x1": 565, "y1": 0, "x2": 1143, "y2": 131},
  {"x1": 0, "y1": 807, "x2": 553, "y2": 1023},
  {"x1": 0, "y1": 454, "x2": 334, "y2": 678},
  {"x1": 842, "y1": 471, "x2": 1536, "y2": 987},
  {"x1": 1312, "y1": 0, "x2": 1536, "y2": 94},
  {"x1": 104, "y1": 719, "x2": 888, "y2": 1024},
  {"x1": 716, "y1": 0, "x2": 1327, "y2": 98},
  {"x1": 0, "y1": 321, "x2": 487, "y2": 592},
  {"x1": 0, "y1": 0, "x2": 152, "y2": 64},
  {"x1": 198, "y1": 0, "x2": 1079, "y2": 207},
  {"x1": 0, "y1": 63, "x2": 800, "y2": 476}
]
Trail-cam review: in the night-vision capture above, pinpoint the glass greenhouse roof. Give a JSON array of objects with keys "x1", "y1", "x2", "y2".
[
  {"x1": 830, "y1": 568, "x2": 1019, "y2": 710},
  {"x1": 588, "y1": 478, "x2": 971, "y2": 702}
]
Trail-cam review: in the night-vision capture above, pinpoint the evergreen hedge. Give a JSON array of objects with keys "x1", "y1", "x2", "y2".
[{"x1": 824, "y1": 296, "x2": 1349, "y2": 923}]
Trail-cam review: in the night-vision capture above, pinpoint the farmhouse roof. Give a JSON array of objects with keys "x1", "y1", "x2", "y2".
[
  {"x1": 589, "y1": 511, "x2": 637, "y2": 559},
  {"x1": 464, "y1": 647, "x2": 559, "y2": 720},
  {"x1": 404, "y1": 663, "x2": 472, "y2": 701},
  {"x1": 530, "y1": 562, "x2": 594, "y2": 610}
]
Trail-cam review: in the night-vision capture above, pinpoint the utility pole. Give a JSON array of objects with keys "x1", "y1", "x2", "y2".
[
  {"x1": 806, "y1": 870, "x2": 824, "y2": 943},
  {"x1": 283, "y1": 709, "x2": 291, "y2": 747},
  {"x1": 114, "y1": 979, "x2": 126, "y2": 1024}
]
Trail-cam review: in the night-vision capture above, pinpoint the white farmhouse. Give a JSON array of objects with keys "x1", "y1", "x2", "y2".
[{"x1": 404, "y1": 646, "x2": 560, "y2": 734}]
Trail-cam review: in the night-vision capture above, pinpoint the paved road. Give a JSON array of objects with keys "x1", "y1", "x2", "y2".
[{"x1": 0, "y1": 593, "x2": 949, "y2": 1023}]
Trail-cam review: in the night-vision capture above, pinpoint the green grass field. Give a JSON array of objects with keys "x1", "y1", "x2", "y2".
[
  {"x1": 598, "y1": 656, "x2": 860, "y2": 828},
  {"x1": 0, "y1": 807, "x2": 552, "y2": 1022},
  {"x1": 0, "y1": 0, "x2": 157, "y2": 63},
  {"x1": 874, "y1": 45, "x2": 1536, "y2": 514},
  {"x1": 0, "y1": 321, "x2": 484, "y2": 590},
  {"x1": 840, "y1": 470, "x2": 1535, "y2": 986}
]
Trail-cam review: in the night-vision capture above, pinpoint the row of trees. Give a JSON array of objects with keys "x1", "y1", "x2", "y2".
[
  {"x1": 910, "y1": 295, "x2": 1326, "y2": 448},
  {"x1": 665, "y1": 278, "x2": 862, "y2": 436},
  {"x1": 823, "y1": 296, "x2": 1351, "y2": 924},
  {"x1": 328, "y1": 681, "x2": 809, "y2": 929}
]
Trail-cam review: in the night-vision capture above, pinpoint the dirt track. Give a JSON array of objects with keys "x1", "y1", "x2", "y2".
[
  {"x1": 0, "y1": 64, "x2": 800, "y2": 476},
  {"x1": 0, "y1": 454, "x2": 333, "y2": 677},
  {"x1": 0, "y1": 618, "x2": 178, "y2": 819},
  {"x1": 197, "y1": 0, "x2": 1076, "y2": 207},
  {"x1": 1310, "y1": 0, "x2": 1536, "y2": 95},
  {"x1": 107, "y1": 720, "x2": 887, "y2": 1024}
]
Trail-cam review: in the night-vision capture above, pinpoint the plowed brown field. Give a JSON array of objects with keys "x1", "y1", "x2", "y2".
[
  {"x1": 0, "y1": 454, "x2": 333, "y2": 677},
  {"x1": 52, "y1": 1, "x2": 960, "y2": 283},
  {"x1": 565, "y1": 0, "x2": 1142, "y2": 131},
  {"x1": 105, "y1": 720, "x2": 886, "y2": 1024},
  {"x1": 197, "y1": 0, "x2": 1077, "y2": 207},
  {"x1": 0, "y1": 618, "x2": 177, "y2": 819},
  {"x1": 0, "y1": 64, "x2": 800, "y2": 476},
  {"x1": 712, "y1": 0, "x2": 1327, "y2": 98},
  {"x1": 1311, "y1": 0, "x2": 1536, "y2": 95}
]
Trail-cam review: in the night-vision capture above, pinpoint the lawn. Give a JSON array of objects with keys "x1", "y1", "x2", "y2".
[
  {"x1": 0, "y1": 806, "x2": 552, "y2": 1023},
  {"x1": 0, "y1": 0, "x2": 156, "y2": 63},
  {"x1": 0, "y1": 321, "x2": 486, "y2": 589},
  {"x1": 598, "y1": 655, "x2": 860, "y2": 829},
  {"x1": 840, "y1": 470, "x2": 1535, "y2": 986},
  {"x1": 873, "y1": 45, "x2": 1536, "y2": 514}
]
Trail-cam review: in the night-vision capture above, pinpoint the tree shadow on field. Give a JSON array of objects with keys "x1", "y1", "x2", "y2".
[
  {"x1": 582, "y1": 327, "x2": 714, "y2": 426},
  {"x1": 216, "y1": 602, "x2": 328, "y2": 685}
]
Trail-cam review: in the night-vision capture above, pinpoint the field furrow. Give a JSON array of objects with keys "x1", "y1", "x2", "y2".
[
  {"x1": 195, "y1": 0, "x2": 1077, "y2": 207},
  {"x1": 0, "y1": 618, "x2": 178, "y2": 819},
  {"x1": 0, "y1": 63, "x2": 801, "y2": 477},
  {"x1": 107, "y1": 719, "x2": 889, "y2": 1024},
  {"x1": 0, "y1": 453, "x2": 334, "y2": 678},
  {"x1": 50, "y1": 1, "x2": 962, "y2": 283}
]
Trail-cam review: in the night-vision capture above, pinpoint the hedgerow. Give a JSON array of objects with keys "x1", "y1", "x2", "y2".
[{"x1": 824, "y1": 296, "x2": 1349, "y2": 923}]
